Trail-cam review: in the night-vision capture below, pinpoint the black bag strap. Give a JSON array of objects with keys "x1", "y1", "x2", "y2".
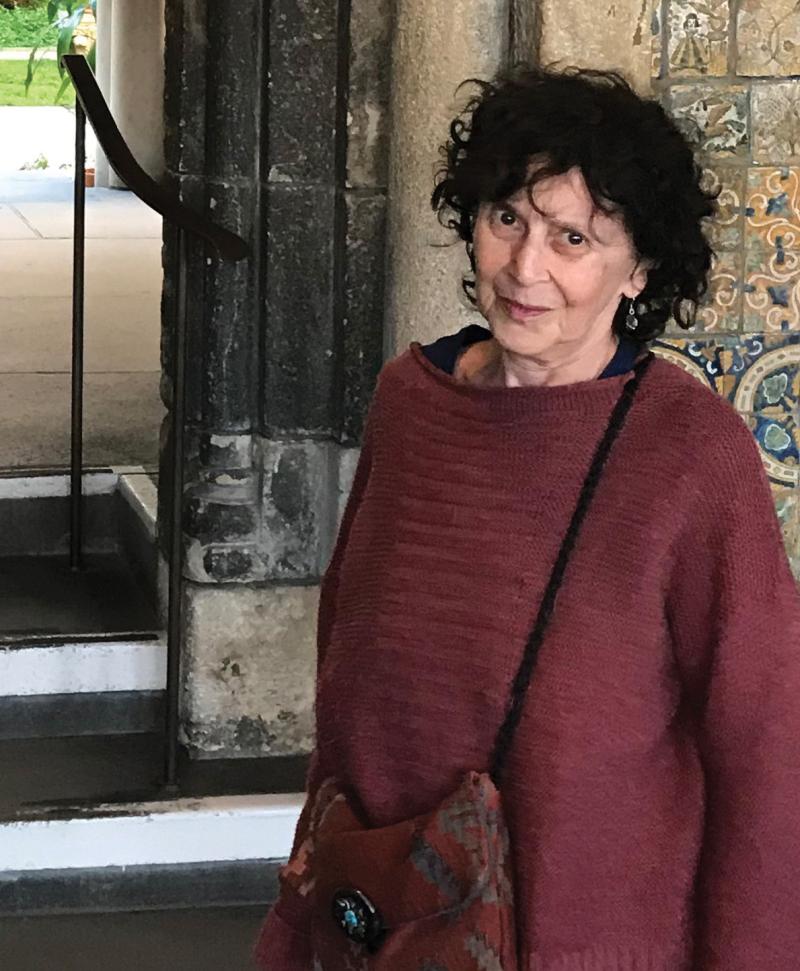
[{"x1": 489, "y1": 352, "x2": 655, "y2": 786}]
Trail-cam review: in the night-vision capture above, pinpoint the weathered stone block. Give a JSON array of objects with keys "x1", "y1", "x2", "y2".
[
  {"x1": 259, "y1": 439, "x2": 339, "y2": 579},
  {"x1": 163, "y1": 0, "x2": 208, "y2": 177},
  {"x1": 348, "y1": 0, "x2": 393, "y2": 188},
  {"x1": 509, "y1": 0, "x2": 540, "y2": 66},
  {"x1": 342, "y1": 191, "x2": 386, "y2": 443},
  {"x1": 204, "y1": 0, "x2": 262, "y2": 181},
  {"x1": 198, "y1": 432, "x2": 253, "y2": 472},
  {"x1": 185, "y1": 499, "x2": 257, "y2": 544},
  {"x1": 337, "y1": 446, "x2": 361, "y2": 525},
  {"x1": 262, "y1": 184, "x2": 337, "y2": 435},
  {"x1": 268, "y1": 0, "x2": 338, "y2": 184},
  {"x1": 539, "y1": 0, "x2": 653, "y2": 93},
  {"x1": 182, "y1": 582, "x2": 319, "y2": 758},
  {"x1": 200, "y1": 182, "x2": 258, "y2": 432}
]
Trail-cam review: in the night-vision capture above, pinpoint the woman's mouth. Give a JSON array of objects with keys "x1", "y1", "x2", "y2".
[{"x1": 500, "y1": 297, "x2": 551, "y2": 321}]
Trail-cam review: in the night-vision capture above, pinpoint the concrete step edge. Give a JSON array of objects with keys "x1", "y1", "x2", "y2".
[
  {"x1": 0, "y1": 636, "x2": 167, "y2": 697},
  {"x1": 0, "y1": 859, "x2": 281, "y2": 916},
  {"x1": 0, "y1": 793, "x2": 302, "y2": 873}
]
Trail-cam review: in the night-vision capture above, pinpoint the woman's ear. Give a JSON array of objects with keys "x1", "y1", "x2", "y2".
[{"x1": 623, "y1": 259, "x2": 650, "y2": 299}]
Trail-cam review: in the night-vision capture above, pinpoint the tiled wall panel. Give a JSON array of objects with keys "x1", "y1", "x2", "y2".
[{"x1": 652, "y1": 0, "x2": 800, "y2": 575}]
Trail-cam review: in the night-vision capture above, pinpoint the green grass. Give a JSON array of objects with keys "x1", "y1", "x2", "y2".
[
  {"x1": 0, "y1": 57, "x2": 74, "y2": 105},
  {"x1": 0, "y1": 2, "x2": 56, "y2": 49}
]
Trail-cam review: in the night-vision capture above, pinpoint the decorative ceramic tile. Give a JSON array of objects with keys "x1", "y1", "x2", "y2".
[
  {"x1": 697, "y1": 250, "x2": 744, "y2": 331},
  {"x1": 744, "y1": 170, "x2": 800, "y2": 331},
  {"x1": 652, "y1": 338, "x2": 728, "y2": 392},
  {"x1": 668, "y1": 0, "x2": 730, "y2": 76},
  {"x1": 702, "y1": 165, "x2": 746, "y2": 251},
  {"x1": 736, "y1": 0, "x2": 800, "y2": 77},
  {"x1": 745, "y1": 167, "x2": 800, "y2": 248},
  {"x1": 669, "y1": 85, "x2": 749, "y2": 157},
  {"x1": 752, "y1": 83, "x2": 800, "y2": 165},
  {"x1": 744, "y1": 264, "x2": 800, "y2": 332},
  {"x1": 732, "y1": 336, "x2": 800, "y2": 484},
  {"x1": 656, "y1": 335, "x2": 800, "y2": 486},
  {"x1": 773, "y1": 488, "x2": 800, "y2": 579}
]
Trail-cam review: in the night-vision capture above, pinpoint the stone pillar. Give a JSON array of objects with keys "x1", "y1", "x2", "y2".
[
  {"x1": 384, "y1": 0, "x2": 510, "y2": 354},
  {"x1": 94, "y1": 0, "x2": 113, "y2": 187},
  {"x1": 162, "y1": 0, "x2": 389, "y2": 758},
  {"x1": 109, "y1": 0, "x2": 166, "y2": 187}
]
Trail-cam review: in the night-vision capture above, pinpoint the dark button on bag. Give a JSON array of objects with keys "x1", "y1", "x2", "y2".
[{"x1": 332, "y1": 888, "x2": 386, "y2": 952}]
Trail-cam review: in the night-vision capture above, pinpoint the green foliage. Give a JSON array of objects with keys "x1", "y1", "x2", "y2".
[
  {"x1": 26, "y1": 1, "x2": 95, "y2": 99},
  {"x1": 0, "y1": 0, "x2": 57, "y2": 48},
  {"x1": 0, "y1": 57, "x2": 74, "y2": 105}
]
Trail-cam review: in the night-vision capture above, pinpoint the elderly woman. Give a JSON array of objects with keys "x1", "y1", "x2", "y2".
[{"x1": 257, "y1": 67, "x2": 800, "y2": 969}]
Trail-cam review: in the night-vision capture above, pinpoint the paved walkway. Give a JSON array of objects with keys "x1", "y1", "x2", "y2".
[
  {"x1": 0, "y1": 105, "x2": 96, "y2": 173},
  {"x1": 0, "y1": 170, "x2": 163, "y2": 470}
]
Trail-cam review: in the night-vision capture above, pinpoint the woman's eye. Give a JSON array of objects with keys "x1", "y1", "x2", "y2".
[
  {"x1": 498, "y1": 209, "x2": 517, "y2": 226},
  {"x1": 566, "y1": 231, "x2": 585, "y2": 246}
]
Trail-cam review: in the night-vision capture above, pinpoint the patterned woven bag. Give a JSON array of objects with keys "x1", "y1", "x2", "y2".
[{"x1": 269, "y1": 355, "x2": 654, "y2": 970}]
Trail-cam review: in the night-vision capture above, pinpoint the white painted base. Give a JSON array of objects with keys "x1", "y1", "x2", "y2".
[
  {"x1": 118, "y1": 471, "x2": 158, "y2": 540},
  {"x1": 1, "y1": 794, "x2": 303, "y2": 872},
  {"x1": 0, "y1": 471, "x2": 120, "y2": 500},
  {"x1": 0, "y1": 639, "x2": 166, "y2": 696}
]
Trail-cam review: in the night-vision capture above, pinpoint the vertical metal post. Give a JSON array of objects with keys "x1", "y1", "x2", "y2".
[
  {"x1": 164, "y1": 226, "x2": 188, "y2": 792},
  {"x1": 69, "y1": 102, "x2": 86, "y2": 571}
]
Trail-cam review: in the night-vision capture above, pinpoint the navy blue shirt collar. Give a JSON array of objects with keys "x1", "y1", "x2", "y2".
[{"x1": 421, "y1": 324, "x2": 641, "y2": 380}]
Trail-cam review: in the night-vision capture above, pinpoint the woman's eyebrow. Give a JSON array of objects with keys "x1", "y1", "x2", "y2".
[{"x1": 548, "y1": 215, "x2": 599, "y2": 241}]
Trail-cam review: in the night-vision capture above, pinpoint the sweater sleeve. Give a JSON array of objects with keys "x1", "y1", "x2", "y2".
[
  {"x1": 665, "y1": 416, "x2": 800, "y2": 969},
  {"x1": 253, "y1": 410, "x2": 375, "y2": 970}
]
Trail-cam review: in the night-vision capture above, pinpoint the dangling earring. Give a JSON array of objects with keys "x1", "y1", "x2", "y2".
[{"x1": 625, "y1": 299, "x2": 639, "y2": 333}]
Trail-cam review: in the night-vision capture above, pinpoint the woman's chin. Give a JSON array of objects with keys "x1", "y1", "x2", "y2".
[{"x1": 491, "y1": 314, "x2": 556, "y2": 358}]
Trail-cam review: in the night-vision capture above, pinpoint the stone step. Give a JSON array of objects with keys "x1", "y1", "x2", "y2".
[
  {"x1": 0, "y1": 904, "x2": 270, "y2": 971},
  {"x1": 0, "y1": 792, "x2": 301, "y2": 916},
  {"x1": 0, "y1": 730, "x2": 306, "y2": 915},
  {"x1": 0, "y1": 468, "x2": 166, "y2": 740}
]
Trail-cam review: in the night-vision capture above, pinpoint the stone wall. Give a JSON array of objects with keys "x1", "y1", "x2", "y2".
[{"x1": 536, "y1": 0, "x2": 800, "y2": 578}]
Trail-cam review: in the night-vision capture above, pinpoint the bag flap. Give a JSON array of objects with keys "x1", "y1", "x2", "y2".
[{"x1": 312, "y1": 770, "x2": 507, "y2": 928}]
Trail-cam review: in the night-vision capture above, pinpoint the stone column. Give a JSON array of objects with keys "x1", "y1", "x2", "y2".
[
  {"x1": 94, "y1": 0, "x2": 113, "y2": 187},
  {"x1": 384, "y1": 0, "x2": 510, "y2": 354},
  {"x1": 162, "y1": 0, "x2": 390, "y2": 758},
  {"x1": 108, "y1": 0, "x2": 166, "y2": 187}
]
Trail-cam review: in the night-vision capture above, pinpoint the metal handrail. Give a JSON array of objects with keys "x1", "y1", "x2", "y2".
[
  {"x1": 63, "y1": 54, "x2": 249, "y2": 793},
  {"x1": 62, "y1": 55, "x2": 249, "y2": 260}
]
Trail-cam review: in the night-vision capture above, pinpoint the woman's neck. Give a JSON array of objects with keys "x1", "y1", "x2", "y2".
[{"x1": 456, "y1": 334, "x2": 621, "y2": 388}]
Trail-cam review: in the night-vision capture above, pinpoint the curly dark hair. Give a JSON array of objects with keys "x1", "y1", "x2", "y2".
[{"x1": 431, "y1": 66, "x2": 717, "y2": 343}]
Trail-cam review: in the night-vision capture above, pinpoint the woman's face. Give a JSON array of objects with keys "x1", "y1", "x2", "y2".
[{"x1": 473, "y1": 167, "x2": 648, "y2": 363}]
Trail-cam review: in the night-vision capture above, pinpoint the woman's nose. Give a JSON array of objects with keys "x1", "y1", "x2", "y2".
[{"x1": 509, "y1": 233, "x2": 551, "y2": 285}]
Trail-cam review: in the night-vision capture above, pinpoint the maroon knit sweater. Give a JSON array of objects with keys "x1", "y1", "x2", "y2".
[{"x1": 257, "y1": 345, "x2": 800, "y2": 970}]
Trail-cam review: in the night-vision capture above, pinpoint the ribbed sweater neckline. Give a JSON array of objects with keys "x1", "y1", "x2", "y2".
[{"x1": 407, "y1": 341, "x2": 653, "y2": 420}]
